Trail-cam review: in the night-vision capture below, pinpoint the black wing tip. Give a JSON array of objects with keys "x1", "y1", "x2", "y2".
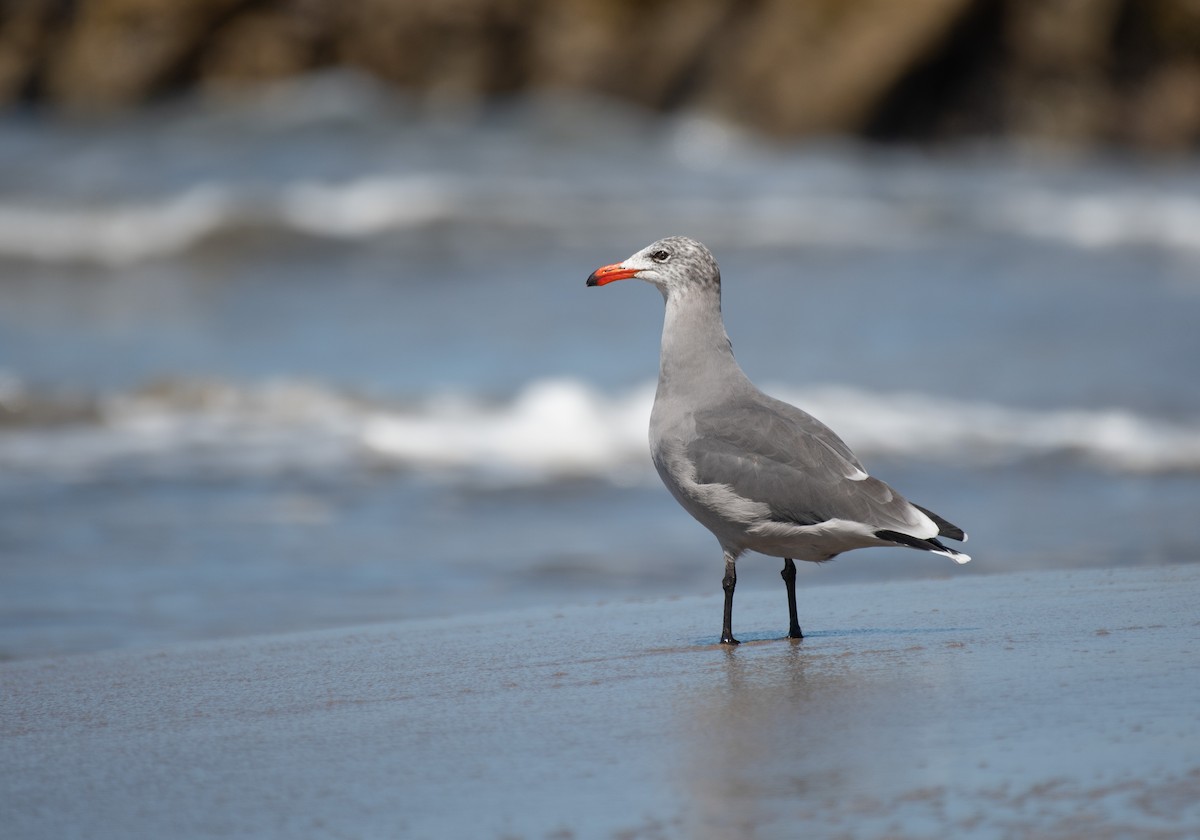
[{"x1": 913, "y1": 503, "x2": 967, "y2": 542}]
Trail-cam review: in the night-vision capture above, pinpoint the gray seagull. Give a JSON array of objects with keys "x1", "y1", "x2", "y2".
[{"x1": 587, "y1": 236, "x2": 969, "y2": 644}]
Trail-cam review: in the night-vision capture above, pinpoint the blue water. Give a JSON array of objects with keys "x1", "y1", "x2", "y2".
[{"x1": 2, "y1": 77, "x2": 1199, "y2": 659}]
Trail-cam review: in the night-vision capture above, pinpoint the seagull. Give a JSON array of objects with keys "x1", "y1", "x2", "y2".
[{"x1": 587, "y1": 236, "x2": 969, "y2": 644}]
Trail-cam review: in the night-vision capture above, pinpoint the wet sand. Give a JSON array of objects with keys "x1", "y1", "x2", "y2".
[{"x1": 3, "y1": 564, "x2": 1199, "y2": 839}]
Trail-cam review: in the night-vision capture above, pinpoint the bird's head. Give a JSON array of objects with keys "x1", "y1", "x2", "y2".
[{"x1": 586, "y1": 236, "x2": 720, "y2": 297}]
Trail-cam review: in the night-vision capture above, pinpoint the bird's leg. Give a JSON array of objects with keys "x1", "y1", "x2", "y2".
[
  {"x1": 720, "y1": 555, "x2": 740, "y2": 645},
  {"x1": 781, "y1": 558, "x2": 803, "y2": 639}
]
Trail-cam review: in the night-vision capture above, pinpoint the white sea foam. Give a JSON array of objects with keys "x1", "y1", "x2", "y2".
[
  {"x1": 770, "y1": 385, "x2": 1200, "y2": 474},
  {"x1": 281, "y1": 175, "x2": 468, "y2": 238},
  {"x1": 1, "y1": 377, "x2": 1198, "y2": 481},
  {"x1": 3, "y1": 163, "x2": 1200, "y2": 265},
  {"x1": 0, "y1": 187, "x2": 238, "y2": 266},
  {"x1": 359, "y1": 379, "x2": 654, "y2": 481},
  {"x1": 985, "y1": 190, "x2": 1200, "y2": 252}
]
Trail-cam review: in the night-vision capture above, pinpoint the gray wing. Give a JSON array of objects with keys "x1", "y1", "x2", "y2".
[{"x1": 686, "y1": 396, "x2": 928, "y2": 534}]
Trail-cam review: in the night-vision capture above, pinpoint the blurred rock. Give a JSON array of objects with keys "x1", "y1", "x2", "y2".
[
  {"x1": 0, "y1": 0, "x2": 57, "y2": 102},
  {"x1": 525, "y1": 0, "x2": 741, "y2": 112},
  {"x1": 330, "y1": 0, "x2": 530, "y2": 103},
  {"x1": 2, "y1": 0, "x2": 1200, "y2": 150},
  {"x1": 1126, "y1": 60, "x2": 1200, "y2": 151},
  {"x1": 999, "y1": 0, "x2": 1123, "y2": 145},
  {"x1": 694, "y1": 0, "x2": 973, "y2": 136},
  {"x1": 199, "y1": 3, "x2": 329, "y2": 92},
  {"x1": 44, "y1": 0, "x2": 245, "y2": 108}
]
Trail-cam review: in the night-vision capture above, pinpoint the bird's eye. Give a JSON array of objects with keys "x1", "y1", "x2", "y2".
[{"x1": 650, "y1": 249, "x2": 670, "y2": 263}]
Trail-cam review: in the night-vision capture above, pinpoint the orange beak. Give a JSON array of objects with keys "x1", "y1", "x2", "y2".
[{"x1": 586, "y1": 263, "x2": 639, "y2": 287}]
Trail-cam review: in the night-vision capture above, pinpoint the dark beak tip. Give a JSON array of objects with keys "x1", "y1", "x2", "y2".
[{"x1": 585, "y1": 273, "x2": 599, "y2": 287}]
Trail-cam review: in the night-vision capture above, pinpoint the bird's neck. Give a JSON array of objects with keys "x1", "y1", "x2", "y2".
[{"x1": 657, "y1": 286, "x2": 746, "y2": 398}]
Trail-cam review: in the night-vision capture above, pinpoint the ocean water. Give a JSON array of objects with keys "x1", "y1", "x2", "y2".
[{"x1": 2, "y1": 75, "x2": 1199, "y2": 659}]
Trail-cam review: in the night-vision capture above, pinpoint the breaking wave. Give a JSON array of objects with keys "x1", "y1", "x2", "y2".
[
  {"x1": 4, "y1": 175, "x2": 1200, "y2": 266},
  {"x1": 1, "y1": 375, "x2": 1198, "y2": 482}
]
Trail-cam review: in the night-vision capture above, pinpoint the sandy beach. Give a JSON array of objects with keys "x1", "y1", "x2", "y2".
[{"x1": 3, "y1": 563, "x2": 1198, "y2": 839}]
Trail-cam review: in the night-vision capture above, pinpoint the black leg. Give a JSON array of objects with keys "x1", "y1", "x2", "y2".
[
  {"x1": 720, "y1": 557, "x2": 740, "y2": 645},
  {"x1": 781, "y1": 558, "x2": 803, "y2": 639}
]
